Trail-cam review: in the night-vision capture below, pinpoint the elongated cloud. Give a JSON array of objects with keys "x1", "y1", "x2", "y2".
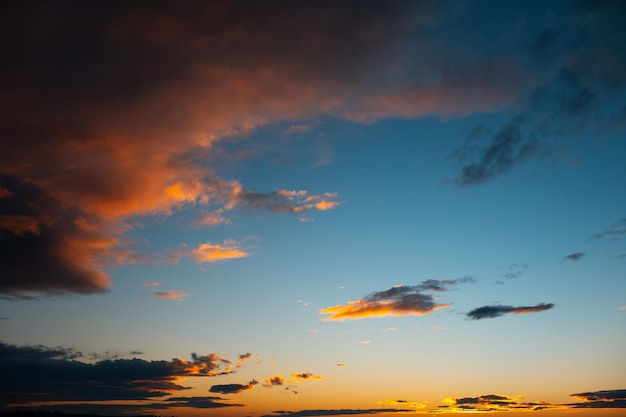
[
  {"x1": 439, "y1": 394, "x2": 556, "y2": 412},
  {"x1": 210, "y1": 380, "x2": 258, "y2": 394},
  {"x1": 565, "y1": 252, "x2": 585, "y2": 261},
  {"x1": 154, "y1": 289, "x2": 189, "y2": 302},
  {"x1": 466, "y1": 303, "x2": 554, "y2": 320},
  {"x1": 320, "y1": 279, "x2": 474, "y2": 321},
  {"x1": 569, "y1": 389, "x2": 626, "y2": 408},
  {"x1": 188, "y1": 240, "x2": 250, "y2": 263},
  {"x1": 262, "y1": 409, "x2": 413, "y2": 417}
]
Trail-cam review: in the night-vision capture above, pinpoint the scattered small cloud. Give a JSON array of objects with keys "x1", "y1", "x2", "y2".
[
  {"x1": 262, "y1": 375, "x2": 286, "y2": 387},
  {"x1": 467, "y1": 303, "x2": 554, "y2": 320},
  {"x1": 298, "y1": 216, "x2": 315, "y2": 223},
  {"x1": 154, "y1": 290, "x2": 189, "y2": 302},
  {"x1": 336, "y1": 363, "x2": 346, "y2": 368},
  {"x1": 359, "y1": 340, "x2": 371, "y2": 345},
  {"x1": 381, "y1": 327, "x2": 398, "y2": 332},
  {"x1": 143, "y1": 281, "x2": 160, "y2": 287},
  {"x1": 163, "y1": 396, "x2": 244, "y2": 409},
  {"x1": 188, "y1": 240, "x2": 250, "y2": 263},
  {"x1": 290, "y1": 373, "x2": 323, "y2": 381},
  {"x1": 432, "y1": 325, "x2": 447, "y2": 331},
  {"x1": 378, "y1": 399, "x2": 426, "y2": 410},
  {"x1": 590, "y1": 218, "x2": 626, "y2": 241},
  {"x1": 565, "y1": 252, "x2": 585, "y2": 261},
  {"x1": 617, "y1": 306, "x2": 626, "y2": 311},
  {"x1": 308, "y1": 328, "x2": 319, "y2": 333},
  {"x1": 261, "y1": 408, "x2": 414, "y2": 417}
]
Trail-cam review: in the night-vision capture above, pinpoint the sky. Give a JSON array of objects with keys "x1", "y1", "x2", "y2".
[{"x1": 0, "y1": 1, "x2": 625, "y2": 416}]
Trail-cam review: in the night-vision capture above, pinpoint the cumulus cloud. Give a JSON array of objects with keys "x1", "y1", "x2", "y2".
[
  {"x1": 320, "y1": 278, "x2": 474, "y2": 321},
  {"x1": 466, "y1": 303, "x2": 555, "y2": 320},
  {"x1": 263, "y1": 375, "x2": 286, "y2": 387}
]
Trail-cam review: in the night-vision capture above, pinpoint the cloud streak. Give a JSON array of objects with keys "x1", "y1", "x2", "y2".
[{"x1": 466, "y1": 303, "x2": 555, "y2": 320}]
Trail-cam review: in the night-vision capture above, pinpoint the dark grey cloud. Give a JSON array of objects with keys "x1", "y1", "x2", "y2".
[
  {"x1": 0, "y1": 176, "x2": 114, "y2": 297},
  {"x1": 0, "y1": 341, "x2": 234, "y2": 406},
  {"x1": 466, "y1": 303, "x2": 554, "y2": 320},
  {"x1": 322, "y1": 278, "x2": 474, "y2": 321},
  {"x1": 454, "y1": 0, "x2": 626, "y2": 187},
  {"x1": 569, "y1": 389, "x2": 626, "y2": 408},
  {"x1": 163, "y1": 396, "x2": 244, "y2": 409},
  {"x1": 210, "y1": 380, "x2": 258, "y2": 394},
  {"x1": 565, "y1": 252, "x2": 585, "y2": 261}
]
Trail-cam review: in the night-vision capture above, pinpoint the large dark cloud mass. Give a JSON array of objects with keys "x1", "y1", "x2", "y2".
[
  {"x1": 1, "y1": 1, "x2": 624, "y2": 298},
  {"x1": 0, "y1": 341, "x2": 235, "y2": 406}
]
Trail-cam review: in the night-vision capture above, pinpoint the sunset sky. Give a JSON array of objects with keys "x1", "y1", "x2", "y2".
[{"x1": 1, "y1": 1, "x2": 625, "y2": 416}]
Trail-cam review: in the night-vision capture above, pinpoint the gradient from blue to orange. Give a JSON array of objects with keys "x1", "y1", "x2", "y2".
[{"x1": 0, "y1": 1, "x2": 625, "y2": 416}]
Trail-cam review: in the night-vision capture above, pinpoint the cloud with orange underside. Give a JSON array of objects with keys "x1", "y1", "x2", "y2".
[
  {"x1": 320, "y1": 282, "x2": 460, "y2": 321},
  {"x1": 1, "y1": 1, "x2": 527, "y2": 298},
  {"x1": 189, "y1": 240, "x2": 250, "y2": 263}
]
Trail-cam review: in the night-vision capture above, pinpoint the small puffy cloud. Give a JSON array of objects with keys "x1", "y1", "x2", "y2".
[
  {"x1": 209, "y1": 380, "x2": 258, "y2": 394},
  {"x1": 154, "y1": 290, "x2": 189, "y2": 302},
  {"x1": 143, "y1": 281, "x2": 160, "y2": 287},
  {"x1": 617, "y1": 306, "x2": 626, "y2": 311},
  {"x1": 171, "y1": 240, "x2": 249, "y2": 264},
  {"x1": 432, "y1": 325, "x2": 447, "y2": 331},
  {"x1": 262, "y1": 375, "x2": 286, "y2": 387},
  {"x1": 565, "y1": 252, "x2": 585, "y2": 261},
  {"x1": 320, "y1": 279, "x2": 475, "y2": 321},
  {"x1": 466, "y1": 303, "x2": 554, "y2": 320}
]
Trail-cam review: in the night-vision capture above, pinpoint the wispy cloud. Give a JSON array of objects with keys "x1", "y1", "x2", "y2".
[
  {"x1": 569, "y1": 389, "x2": 626, "y2": 408},
  {"x1": 439, "y1": 393, "x2": 557, "y2": 412},
  {"x1": 320, "y1": 278, "x2": 474, "y2": 321},
  {"x1": 591, "y1": 218, "x2": 626, "y2": 240},
  {"x1": 565, "y1": 252, "x2": 585, "y2": 261},
  {"x1": 143, "y1": 281, "x2": 160, "y2": 287},
  {"x1": 466, "y1": 303, "x2": 555, "y2": 320},
  {"x1": 154, "y1": 290, "x2": 189, "y2": 302}
]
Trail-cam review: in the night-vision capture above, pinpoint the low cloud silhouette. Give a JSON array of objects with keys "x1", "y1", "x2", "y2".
[
  {"x1": 210, "y1": 380, "x2": 258, "y2": 394},
  {"x1": 467, "y1": 303, "x2": 554, "y2": 320},
  {"x1": 0, "y1": 341, "x2": 239, "y2": 407}
]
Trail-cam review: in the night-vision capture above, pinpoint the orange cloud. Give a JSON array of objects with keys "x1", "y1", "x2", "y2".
[
  {"x1": 321, "y1": 299, "x2": 449, "y2": 321},
  {"x1": 262, "y1": 375, "x2": 285, "y2": 387},
  {"x1": 154, "y1": 290, "x2": 189, "y2": 302},
  {"x1": 289, "y1": 373, "x2": 323, "y2": 381},
  {"x1": 190, "y1": 240, "x2": 250, "y2": 263},
  {"x1": 143, "y1": 282, "x2": 160, "y2": 287}
]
